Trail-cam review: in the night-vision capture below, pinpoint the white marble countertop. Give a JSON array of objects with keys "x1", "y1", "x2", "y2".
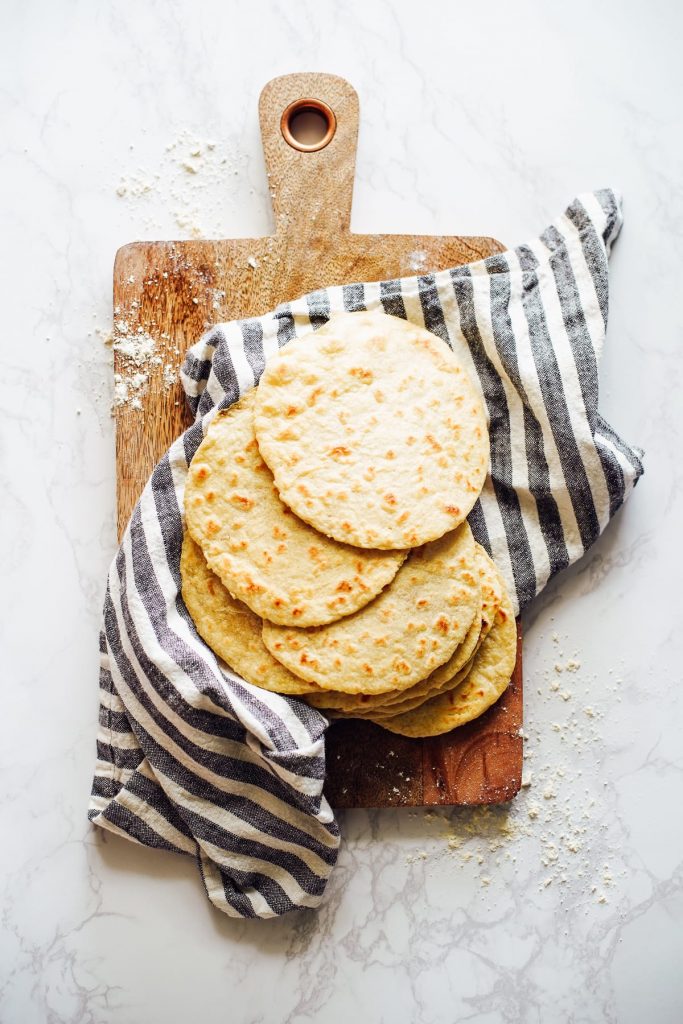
[{"x1": 3, "y1": 1, "x2": 682, "y2": 1021}]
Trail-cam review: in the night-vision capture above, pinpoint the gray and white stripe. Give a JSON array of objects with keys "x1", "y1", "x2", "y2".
[{"x1": 92, "y1": 189, "x2": 643, "y2": 918}]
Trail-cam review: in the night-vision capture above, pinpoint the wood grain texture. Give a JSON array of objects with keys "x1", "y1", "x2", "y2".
[{"x1": 113, "y1": 72, "x2": 522, "y2": 808}]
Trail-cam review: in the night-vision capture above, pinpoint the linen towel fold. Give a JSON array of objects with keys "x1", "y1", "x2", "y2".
[{"x1": 89, "y1": 189, "x2": 643, "y2": 919}]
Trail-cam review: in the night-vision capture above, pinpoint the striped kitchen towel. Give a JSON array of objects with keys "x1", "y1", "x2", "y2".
[{"x1": 89, "y1": 189, "x2": 643, "y2": 919}]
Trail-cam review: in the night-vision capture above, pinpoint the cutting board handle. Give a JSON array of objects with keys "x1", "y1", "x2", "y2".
[{"x1": 259, "y1": 73, "x2": 359, "y2": 240}]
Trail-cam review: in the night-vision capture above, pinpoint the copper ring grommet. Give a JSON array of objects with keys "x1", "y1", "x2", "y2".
[{"x1": 280, "y1": 98, "x2": 337, "y2": 153}]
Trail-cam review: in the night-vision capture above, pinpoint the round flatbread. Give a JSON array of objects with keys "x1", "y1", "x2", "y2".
[
  {"x1": 302, "y1": 611, "x2": 482, "y2": 715},
  {"x1": 369, "y1": 545, "x2": 507, "y2": 716},
  {"x1": 262, "y1": 522, "x2": 480, "y2": 696},
  {"x1": 184, "y1": 391, "x2": 405, "y2": 627},
  {"x1": 180, "y1": 534, "x2": 320, "y2": 696},
  {"x1": 370, "y1": 587, "x2": 517, "y2": 737},
  {"x1": 302, "y1": 542, "x2": 503, "y2": 715},
  {"x1": 329, "y1": 656, "x2": 477, "y2": 722},
  {"x1": 369, "y1": 657, "x2": 477, "y2": 719},
  {"x1": 302, "y1": 546, "x2": 486, "y2": 714},
  {"x1": 369, "y1": 544, "x2": 503, "y2": 711},
  {"x1": 253, "y1": 311, "x2": 489, "y2": 549}
]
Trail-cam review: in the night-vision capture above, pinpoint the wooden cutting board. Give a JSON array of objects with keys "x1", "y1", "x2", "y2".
[{"x1": 113, "y1": 72, "x2": 523, "y2": 808}]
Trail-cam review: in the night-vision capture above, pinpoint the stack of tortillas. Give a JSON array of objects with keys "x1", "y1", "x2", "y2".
[{"x1": 181, "y1": 311, "x2": 517, "y2": 738}]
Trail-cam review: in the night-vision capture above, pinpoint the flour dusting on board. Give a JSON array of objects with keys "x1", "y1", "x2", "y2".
[
  {"x1": 105, "y1": 130, "x2": 252, "y2": 413},
  {"x1": 407, "y1": 249, "x2": 427, "y2": 271},
  {"x1": 106, "y1": 296, "x2": 182, "y2": 413},
  {"x1": 112, "y1": 327, "x2": 159, "y2": 410}
]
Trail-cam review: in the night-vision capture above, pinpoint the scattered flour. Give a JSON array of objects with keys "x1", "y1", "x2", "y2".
[
  {"x1": 114, "y1": 128, "x2": 249, "y2": 239},
  {"x1": 398, "y1": 634, "x2": 627, "y2": 906},
  {"x1": 109, "y1": 317, "x2": 180, "y2": 414},
  {"x1": 162, "y1": 364, "x2": 177, "y2": 390},
  {"x1": 407, "y1": 249, "x2": 427, "y2": 271}
]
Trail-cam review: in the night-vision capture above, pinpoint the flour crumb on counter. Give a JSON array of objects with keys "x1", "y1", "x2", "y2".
[
  {"x1": 394, "y1": 633, "x2": 628, "y2": 907},
  {"x1": 113, "y1": 127, "x2": 249, "y2": 239},
  {"x1": 405, "y1": 850, "x2": 428, "y2": 864}
]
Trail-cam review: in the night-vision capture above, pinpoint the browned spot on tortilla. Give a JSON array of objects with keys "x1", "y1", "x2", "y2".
[
  {"x1": 349, "y1": 366, "x2": 373, "y2": 383},
  {"x1": 231, "y1": 494, "x2": 253, "y2": 510}
]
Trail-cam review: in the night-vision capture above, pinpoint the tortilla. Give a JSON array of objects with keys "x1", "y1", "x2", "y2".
[
  {"x1": 180, "y1": 533, "x2": 320, "y2": 696},
  {"x1": 253, "y1": 311, "x2": 489, "y2": 549},
  {"x1": 302, "y1": 543, "x2": 503, "y2": 715},
  {"x1": 184, "y1": 391, "x2": 405, "y2": 627},
  {"x1": 261, "y1": 523, "x2": 480, "y2": 696},
  {"x1": 371, "y1": 587, "x2": 517, "y2": 736},
  {"x1": 366, "y1": 545, "x2": 507, "y2": 716}
]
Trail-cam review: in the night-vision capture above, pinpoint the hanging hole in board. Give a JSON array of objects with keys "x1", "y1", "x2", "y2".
[{"x1": 281, "y1": 99, "x2": 336, "y2": 152}]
